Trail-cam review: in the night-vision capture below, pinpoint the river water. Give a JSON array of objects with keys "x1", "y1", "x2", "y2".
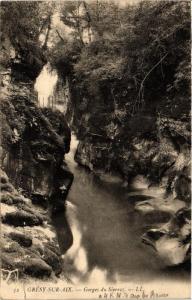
[{"x1": 63, "y1": 134, "x2": 190, "y2": 285}]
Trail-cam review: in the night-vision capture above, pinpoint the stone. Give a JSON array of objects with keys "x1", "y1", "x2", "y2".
[
  {"x1": 0, "y1": 193, "x2": 14, "y2": 205},
  {"x1": 0, "y1": 169, "x2": 9, "y2": 183},
  {"x1": 1, "y1": 252, "x2": 17, "y2": 270},
  {"x1": 31, "y1": 192, "x2": 48, "y2": 209},
  {"x1": 174, "y1": 175, "x2": 191, "y2": 202},
  {"x1": 142, "y1": 208, "x2": 191, "y2": 266},
  {"x1": 1, "y1": 238, "x2": 25, "y2": 255},
  {"x1": 8, "y1": 232, "x2": 32, "y2": 247},
  {"x1": 2, "y1": 210, "x2": 43, "y2": 227},
  {"x1": 135, "y1": 197, "x2": 186, "y2": 216},
  {"x1": 24, "y1": 258, "x2": 52, "y2": 278},
  {"x1": 1, "y1": 182, "x2": 14, "y2": 193},
  {"x1": 142, "y1": 232, "x2": 190, "y2": 266},
  {"x1": 42, "y1": 248, "x2": 62, "y2": 275},
  {"x1": 1, "y1": 193, "x2": 28, "y2": 206}
]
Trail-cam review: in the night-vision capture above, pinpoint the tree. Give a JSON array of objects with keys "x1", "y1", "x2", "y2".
[{"x1": 59, "y1": 1, "x2": 91, "y2": 46}]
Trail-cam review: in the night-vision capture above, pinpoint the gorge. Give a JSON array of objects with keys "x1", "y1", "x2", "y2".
[{"x1": 0, "y1": 0, "x2": 191, "y2": 297}]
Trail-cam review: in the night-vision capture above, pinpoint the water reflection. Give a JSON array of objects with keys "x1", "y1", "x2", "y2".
[
  {"x1": 63, "y1": 135, "x2": 190, "y2": 284},
  {"x1": 52, "y1": 212, "x2": 73, "y2": 254}
]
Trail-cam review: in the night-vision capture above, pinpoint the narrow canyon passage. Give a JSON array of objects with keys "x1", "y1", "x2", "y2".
[
  {"x1": 63, "y1": 135, "x2": 190, "y2": 284},
  {"x1": 1, "y1": 3, "x2": 190, "y2": 298},
  {"x1": 34, "y1": 64, "x2": 190, "y2": 286}
]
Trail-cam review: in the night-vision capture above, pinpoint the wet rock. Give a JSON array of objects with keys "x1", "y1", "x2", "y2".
[
  {"x1": 2, "y1": 210, "x2": 43, "y2": 227},
  {"x1": 8, "y1": 232, "x2": 32, "y2": 247},
  {"x1": 30, "y1": 244, "x2": 44, "y2": 256},
  {"x1": 1, "y1": 252, "x2": 18, "y2": 270},
  {"x1": 46, "y1": 243, "x2": 62, "y2": 257},
  {"x1": 31, "y1": 192, "x2": 48, "y2": 209},
  {"x1": 24, "y1": 258, "x2": 52, "y2": 278},
  {"x1": 50, "y1": 164, "x2": 74, "y2": 214},
  {"x1": 1, "y1": 193, "x2": 28, "y2": 206},
  {"x1": 130, "y1": 175, "x2": 150, "y2": 189},
  {"x1": 42, "y1": 248, "x2": 62, "y2": 275},
  {"x1": 143, "y1": 232, "x2": 190, "y2": 266},
  {"x1": 135, "y1": 197, "x2": 186, "y2": 216},
  {"x1": 0, "y1": 169, "x2": 9, "y2": 183},
  {"x1": 1, "y1": 182, "x2": 15, "y2": 193},
  {"x1": 1, "y1": 238, "x2": 25, "y2": 255},
  {"x1": 174, "y1": 174, "x2": 191, "y2": 202},
  {"x1": 52, "y1": 210, "x2": 73, "y2": 253},
  {"x1": 142, "y1": 208, "x2": 191, "y2": 266},
  {"x1": 1, "y1": 193, "x2": 14, "y2": 205}
]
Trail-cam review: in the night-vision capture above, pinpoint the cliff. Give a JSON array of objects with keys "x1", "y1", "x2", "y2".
[
  {"x1": 0, "y1": 34, "x2": 73, "y2": 280},
  {"x1": 51, "y1": 1, "x2": 191, "y2": 266}
]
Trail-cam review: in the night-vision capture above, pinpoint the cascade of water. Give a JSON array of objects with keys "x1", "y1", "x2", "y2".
[{"x1": 34, "y1": 63, "x2": 58, "y2": 107}]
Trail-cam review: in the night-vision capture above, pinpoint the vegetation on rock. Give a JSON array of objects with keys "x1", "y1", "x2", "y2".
[
  {"x1": 49, "y1": 0, "x2": 191, "y2": 267},
  {"x1": 50, "y1": 0, "x2": 190, "y2": 195},
  {"x1": 0, "y1": 0, "x2": 191, "y2": 275},
  {"x1": 0, "y1": 1, "x2": 73, "y2": 281}
]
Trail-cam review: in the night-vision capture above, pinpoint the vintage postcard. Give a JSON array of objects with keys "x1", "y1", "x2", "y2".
[{"x1": 0, "y1": 0, "x2": 191, "y2": 299}]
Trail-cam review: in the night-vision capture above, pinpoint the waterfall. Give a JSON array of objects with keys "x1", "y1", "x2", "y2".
[
  {"x1": 34, "y1": 63, "x2": 58, "y2": 107},
  {"x1": 34, "y1": 63, "x2": 70, "y2": 114}
]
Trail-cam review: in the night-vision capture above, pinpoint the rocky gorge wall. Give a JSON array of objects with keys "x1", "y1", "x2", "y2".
[
  {"x1": 75, "y1": 115, "x2": 191, "y2": 203},
  {"x1": 55, "y1": 1, "x2": 191, "y2": 219},
  {"x1": 0, "y1": 39, "x2": 73, "y2": 281},
  {"x1": 66, "y1": 75, "x2": 191, "y2": 204},
  {"x1": 58, "y1": 63, "x2": 191, "y2": 267}
]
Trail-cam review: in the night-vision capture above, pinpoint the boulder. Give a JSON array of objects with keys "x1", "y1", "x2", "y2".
[
  {"x1": 31, "y1": 192, "x2": 48, "y2": 209},
  {"x1": 1, "y1": 193, "x2": 31, "y2": 206},
  {"x1": 142, "y1": 208, "x2": 191, "y2": 266},
  {"x1": 0, "y1": 169, "x2": 9, "y2": 182},
  {"x1": 0, "y1": 193, "x2": 14, "y2": 205},
  {"x1": 135, "y1": 197, "x2": 186, "y2": 216},
  {"x1": 1, "y1": 252, "x2": 18, "y2": 270},
  {"x1": 24, "y1": 258, "x2": 52, "y2": 278},
  {"x1": 1, "y1": 182, "x2": 14, "y2": 193},
  {"x1": 174, "y1": 174, "x2": 191, "y2": 202},
  {"x1": 8, "y1": 232, "x2": 32, "y2": 247},
  {"x1": 42, "y1": 248, "x2": 62, "y2": 275},
  {"x1": 2, "y1": 210, "x2": 43, "y2": 226}
]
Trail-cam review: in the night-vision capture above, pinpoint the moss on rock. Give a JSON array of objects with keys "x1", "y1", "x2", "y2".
[
  {"x1": 8, "y1": 232, "x2": 32, "y2": 248},
  {"x1": 23, "y1": 258, "x2": 52, "y2": 278},
  {"x1": 2, "y1": 210, "x2": 43, "y2": 227}
]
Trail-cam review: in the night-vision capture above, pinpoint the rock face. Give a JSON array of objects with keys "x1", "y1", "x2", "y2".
[
  {"x1": 61, "y1": 56, "x2": 191, "y2": 268},
  {"x1": 74, "y1": 114, "x2": 190, "y2": 200},
  {"x1": 71, "y1": 102, "x2": 190, "y2": 266},
  {"x1": 0, "y1": 39, "x2": 73, "y2": 280},
  {"x1": 1, "y1": 169, "x2": 63, "y2": 278},
  {"x1": 142, "y1": 208, "x2": 191, "y2": 267}
]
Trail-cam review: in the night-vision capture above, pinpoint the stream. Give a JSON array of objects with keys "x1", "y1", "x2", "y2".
[
  {"x1": 34, "y1": 66, "x2": 190, "y2": 286},
  {"x1": 62, "y1": 134, "x2": 190, "y2": 285}
]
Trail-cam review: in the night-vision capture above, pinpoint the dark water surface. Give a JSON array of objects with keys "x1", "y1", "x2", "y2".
[{"x1": 63, "y1": 135, "x2": 190, "y2": 284}]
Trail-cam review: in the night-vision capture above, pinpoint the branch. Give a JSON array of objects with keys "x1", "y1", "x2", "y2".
[
  {"x1": 87, "y1": 132, "x2": 104, "y2": 137},
  {"x1": 137, "y1": 52, "x2": 168, "y2": 99},
  {"x1": 39, "y1": 17, "x2": 49, "y2": 35},
  {"x1": 56, "y1": 30, "x2": 65, "y2": 43},
  {"x1": 42, "y1": 15, "x2": 51, "y2": 50},
  {"x1": 131, "y1": 53, "x2": 169, "y2": 116},
  {"x1": 82, "y1": 1, "x2": 92, "y2": 43}
]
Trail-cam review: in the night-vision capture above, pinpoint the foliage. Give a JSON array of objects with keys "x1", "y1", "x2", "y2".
[
  {"x1": 51, "y1": 0, "x2": 190, "y2": 119},
  {"x1": 0, "y1": 1, "x2": 55, "y2": 74}
]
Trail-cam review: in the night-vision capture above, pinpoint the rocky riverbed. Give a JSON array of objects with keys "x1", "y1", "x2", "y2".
[{"x1": 0, "y1": 0, "x2": 190, "y2": 287}]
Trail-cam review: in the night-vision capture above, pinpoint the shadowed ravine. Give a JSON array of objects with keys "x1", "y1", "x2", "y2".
[
  {"x1": 62, "y1": 134, "x2": 190, "y2": 284},
  {"x1": 33, "y1": 64, "x2": 190, "y2": 286},
  {"x1": 0, "y1": 3, "x2": 190, "y2": 296}
]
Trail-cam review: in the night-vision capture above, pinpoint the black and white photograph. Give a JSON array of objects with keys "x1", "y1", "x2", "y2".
[{"x1": 0, "y1": 0, "x2": 191, "y2": 299}]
